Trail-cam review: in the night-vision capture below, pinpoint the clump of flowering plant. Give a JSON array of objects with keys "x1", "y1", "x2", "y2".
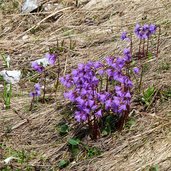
[
  {"x1": 31, "y1": 52, "x2": 58, "y2": 102},
  {"x1": 122, "y1": 23, "x2": 160, "y2": 93},
  {"x1": 60, "y1": 48, "x2": 133, "y2": 139},
  {"x1": 134, "y1": 23, "x2": 159, "y2": 60},
  {"x1": 134, "y1": 23, "x2": 157, "y2": 39}
]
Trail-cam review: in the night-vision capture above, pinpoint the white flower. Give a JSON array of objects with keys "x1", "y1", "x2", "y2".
[
  {"x1": 31, "y1": 57, "x2": 49, "y2": 67},
  {"x1": 4, "y1": 156, "x2": 18, "y2": 164},
  {"x1": 0, "y1": 70, "x2": 21, "y2": 84}
]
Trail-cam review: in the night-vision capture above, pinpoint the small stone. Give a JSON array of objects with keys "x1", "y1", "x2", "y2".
[{"x1": 21, "y1": 0, "x2": 39, "y2": 13}]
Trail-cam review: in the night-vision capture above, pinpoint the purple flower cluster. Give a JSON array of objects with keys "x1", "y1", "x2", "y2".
[
  {"x1": 134, "y1": 23, "x2": 157, "y2": 39},
  {"x1": 121, "y1": 32, "x2": 130, "y2": 41},
  {"x1": 30, "y1": 83, "x2": 41, "y2": 97},
  {"x1": 45, "y1": 53, "x2": 57, "y2": 65},
  {"x1": 31, "y1": 53, "x2": 57, "y2": 73},
  {"x1": 60, "y1": 49, "x2": 133, "y2": 123},
  {"x1": 31, "y1": 62, "x2": 44, "y2": 73}
]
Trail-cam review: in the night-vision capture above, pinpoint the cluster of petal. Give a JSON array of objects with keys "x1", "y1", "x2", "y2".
[
  {"x1": 133, "y1": 67, "x2": 140, "y2": 75},
  {"x1": 31, "y1": 53, "x2": 57, "y2": 73},
  {"x1": 45, "y1": 53, "x2": 57, "y2": 65},
  {"x1": 134, "y1": 23, "x2": 157, "y2": 39},
  {"x1": 121, "y1": 32, "x2": 130, "y2": 41},
  {"x1": 60, "y1": 49, "x2": 133, "y2": 123},
  {"x1": 30, "y1": 83, "x2": 41, "y2": 97}
]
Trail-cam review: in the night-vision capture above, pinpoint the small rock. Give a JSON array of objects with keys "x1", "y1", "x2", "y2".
[
  {"x1": 22, "y1": 35, "x2": 29, "y2": 40},
  {"x1": 21, "y1": 0, "x2": 39, "y2": 13}
]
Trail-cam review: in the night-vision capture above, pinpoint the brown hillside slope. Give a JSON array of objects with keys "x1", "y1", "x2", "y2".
[{"x1": 0, "y1": 0, "x2": 171, "y2": 170}]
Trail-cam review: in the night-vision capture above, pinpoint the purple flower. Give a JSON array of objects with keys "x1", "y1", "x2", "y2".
[
  {"x1": 30, "y1": 83, "x2": 41, "y2": 97},
  {"x1": 105, "y1": 99, "x2": 112, "y2": 109},
  {"x1": 121, "y1": 31, "x2": 127, "y2": 40},
  {"x1": 45, "y1": 53, "x2": 57, "y2": 65},
  {"x1": 134, "y1": 23, "x2": 157, "y2": 39},
  {"x1": 121, "y1": 32, "x2": 130, "y2": 41},
  {"x1": 106, "y1": 57, "x2": 114, "y2": 66},
  {"x1": 78, "y1": 63, "x2": 84, "y2": 70},
  {"x1": 124, "y1": 77, "x2": 133, "y2": 88},
  {"x1": 74, "y1": 111, "x2": 87, "y2": 122},
  {"x1": 64, "y1": 90, "x2": 75, "y2": 102},
  {"x1": 123, "y1": 48, "x2": 131, "y2": 56},
  {"x1": 61, "y1": 55, "x2": 133, "y2": 124},
  {"x1": 93, "y1": 61, "x2": 103, "y2": 68},
  {"x1": 99, "y1": 94, "x2": 107, "y2": 103},
  {"x1": 106, "y1": 69, "x2": 113, "y2": 77},
  {"x1": 95, "y1": 110, "x2": 102, "y2": 117},
  {"x1": 113, "y1": 96, "x2": 120, "y2": 106},
  {"x1": 120, "y1": 104, "x2": 127, "y2": 111},
  {"x1": 31, "y1": 61, "x2": 44, "y2": 73},
  {"x1": 149, "y1": 24, "x2": 157, "y2": 34},
  {"x1": 98, "y1": 69, "x2": 105, "y2": 75},
  {"x1": 125, "y1": 91, "x2": 131, "y2": 99},
  {"x1": 35, "y1": 83, "x2": 41, "y2": 91},
  {"x1": 123, "y1": 48, "x2": 132, "y2": 62},
  {"x1": 133, "y1": 67, "x2": 140, "y2": 75},
  {"x1": 115, "y1": 86, "x2": 121, "y2": 91},
  {"x1": 76, "y1": 97, "x2": 85, "y2": 106},
  {"x1": 116, "y1": 57, "x2": 125, "y2": 69}
]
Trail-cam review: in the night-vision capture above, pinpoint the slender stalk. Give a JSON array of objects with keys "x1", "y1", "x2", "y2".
[
  {"x1": 138, "y1": 65, "x2": 144, "y2": 94},
  {"x1": 42, "y1": 71, "x2": 46, "y2": 103},
  {"x1": 106, "y1": 75, "x2": 109, "y2": 92},
  {"x1": 29, "y1": 96, "x2": 35, "y2": 111},
  {"x1": 92, "y1": 115, "x2": 100, "y2": 140},
  {"x1": 142, "y1": 39, "x2": 145, "y2": 58},
  {"x1": 146, "y1": 37, "x2": 149, "y2": 58},
  {"x1": 156, "y1": 25, "x2": 161, "y2": 60},
  {"x1": 4, "y1": 82, "x2": 12, "y2": 109},
  {"x1": 100, "y1": 76, "x2": 103, "y2": 91},
  {"x1": 130, "y1": 35, "x2": 133, "y2": 56},
  {"x1": 138, "y1": 39, "x2": 142, "y2": 60},
  {"x1": 55, "y1": 56, "x2": 60, "y2": 94}
]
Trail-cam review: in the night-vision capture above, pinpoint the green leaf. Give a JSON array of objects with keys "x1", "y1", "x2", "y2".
[
  {"x1": 59, "y1": 124, "x2": 69, "y2": 135},
  {"x1": 87, "y1": 147, "x2": 101, "y2": 158},
  {"x1": 147, "y1": 52, "x2": 153, "y2": 60},
  {"x1": 125, "y1": 117, "x2": 136, "y2": 129},
  {"x1": 68, "y1": 138, "x2": 80, "y2": 146},
  {"x1": 149, "y1": 165, "x2": 159, "y2": 171},
  {"x1": 142, "y1": 86, "x2": 155, "y2": 105},
  {"x1": 101, "y1": 130, "x2": 108, "y2": 137},
  {"x1": 58, "y1": 160, "x2": 69, "y2": 169}
]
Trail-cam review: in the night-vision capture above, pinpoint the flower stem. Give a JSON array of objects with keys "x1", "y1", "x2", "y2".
[
  {"x1": 138, "y1": 40, "x2": 142, "y2": 60},
  {"x1": 29, "y1": 96, "x2": 35, "y2": 111},
  {"x1": 43, "y1": 71, "x2": 46, "y2": 103},
  {"x1": 55, "y1": 56, "x2": 60, "y2": 94},
  {"x1": 146, "y1": 37, "x2": 149, "y2": 58},
  {"x1": 156, "y1": 25, "x2": 161, "y2": 60},
  {"x1": 142, "y1": 39, "x2": 145, "y2": 58},
  {"x1": 138, "y1": 65, "x2": 144, "y2": 94},
  {"x1": 106, "y1": 76, "x2": 109, "y2": 92}
]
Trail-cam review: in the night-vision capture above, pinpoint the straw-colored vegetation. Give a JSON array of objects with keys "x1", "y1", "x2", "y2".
[{"x1": 0, "y1": 0, "x2": 171, "y2": 170}]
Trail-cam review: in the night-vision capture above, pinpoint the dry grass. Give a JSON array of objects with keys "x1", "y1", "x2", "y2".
[{"x1": 0, "y1": 0, "x2": 171, "y2": 170}]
